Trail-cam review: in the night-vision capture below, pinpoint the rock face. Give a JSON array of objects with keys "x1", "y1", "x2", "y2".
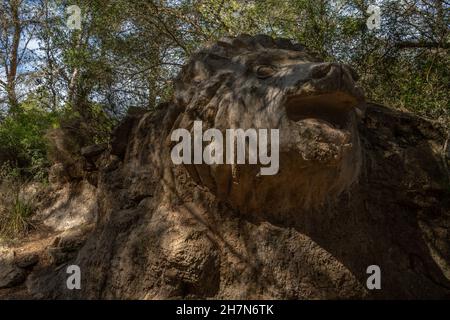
[
  {"x1": 32, "y1": 181, "x2": 97, "y2": 232},
  {"x1": 7, "y1": 35, "x2": 450, "y2": 299}
]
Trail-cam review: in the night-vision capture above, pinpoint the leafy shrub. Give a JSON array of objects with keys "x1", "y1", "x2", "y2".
[{"x1": 0, "y1": 98, "x2": 59, "y2": 180}]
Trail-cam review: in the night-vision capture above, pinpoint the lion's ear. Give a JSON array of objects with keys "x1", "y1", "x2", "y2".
[
  {"x1": 191, "y1": 60, "x2": 209, "y2": 83},
  {"x1": 193, "y1": 57, "x2": 235, "y2": 84}
]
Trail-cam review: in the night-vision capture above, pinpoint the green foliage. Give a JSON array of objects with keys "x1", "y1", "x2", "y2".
[
  {"x1": 360, "y1": 50, "x2": 450, "y2": 121},
  {"x1": 0, "y1": 98, "x2": 59, "y2": 180}
]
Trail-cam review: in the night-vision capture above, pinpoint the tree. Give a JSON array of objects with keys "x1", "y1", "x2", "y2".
[{"x1": 0, "y1": 0, "x2": 44, "y2": 112}]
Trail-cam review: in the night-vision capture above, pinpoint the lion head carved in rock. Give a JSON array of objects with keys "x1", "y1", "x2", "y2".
[{"x1": 170, "y1": 34, "x2": 365, "y2": 216}]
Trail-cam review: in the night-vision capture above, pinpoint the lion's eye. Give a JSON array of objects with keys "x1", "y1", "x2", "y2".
[{"x1": 256, "y1": 65, "x2": 276, "y2": 79}]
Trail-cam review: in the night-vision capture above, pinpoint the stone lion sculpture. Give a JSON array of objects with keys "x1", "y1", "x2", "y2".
[
  {"x1": 11, "y1": 35, "x2": 449, "y2": 300},
  {"x1": 172, "y1": 34, "x2": 366, "y2": 215}
]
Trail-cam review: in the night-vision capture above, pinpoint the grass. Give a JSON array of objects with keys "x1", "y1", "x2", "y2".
[{"x1": 0, "y1": 177, "x2": 36, "y2": 240}]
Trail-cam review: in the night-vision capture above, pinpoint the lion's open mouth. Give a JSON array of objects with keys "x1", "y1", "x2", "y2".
[{"x1": 285, "y1": 91, "x2": 358, "y2": 130}]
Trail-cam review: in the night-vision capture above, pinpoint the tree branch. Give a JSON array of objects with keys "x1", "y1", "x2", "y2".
[{"x1": 395, "y1": 41, "x2": 449, "y2": 49}]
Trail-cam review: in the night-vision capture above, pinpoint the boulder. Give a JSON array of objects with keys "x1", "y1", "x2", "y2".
[
  {"x1": 15, "y1": 253, "x2": 39, "y2": 269},
  {"x1": 0, "y1": 264, "x2": 26, "y2": 289},
  {"x1": 81, "y1": 143, "x2": 108, "y2": 160},
  {"x1": 0, "y1": 251, "x2": 27, "y2": 289}
]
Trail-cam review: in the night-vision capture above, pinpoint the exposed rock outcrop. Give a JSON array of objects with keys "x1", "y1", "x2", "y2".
[{"x1": 2, "y1": 35, "x2": 449, "y2": 299}]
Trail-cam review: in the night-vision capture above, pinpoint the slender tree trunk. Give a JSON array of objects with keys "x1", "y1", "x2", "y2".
[{"x1": 5, "y1": 0, "x2": 21, "y2": 111}]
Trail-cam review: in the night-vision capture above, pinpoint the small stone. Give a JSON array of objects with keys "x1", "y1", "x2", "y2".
[
  {"x1": 0, "y1": 264, "x2": 26, "y2": 288},
  {"x1": 81, "y1": 143, "x2": 108, "y2": 159},
  {"x1": 15, "y1": 253, "x2": 39, "y2": 269}
]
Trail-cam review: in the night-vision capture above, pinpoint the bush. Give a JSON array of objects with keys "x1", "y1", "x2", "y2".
[{"x1": 0, "y1": 98, "x2": 59, "y2": 180}]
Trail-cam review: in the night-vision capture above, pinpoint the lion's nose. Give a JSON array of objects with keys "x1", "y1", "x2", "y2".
[{"x1": 310, "y1": 63, "x2": 359, "y2": 84}]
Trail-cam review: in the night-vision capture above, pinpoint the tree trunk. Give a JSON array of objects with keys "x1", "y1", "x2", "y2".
[{"x1": 5, "y1": 0, "x2": 21, "y2": 111}]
